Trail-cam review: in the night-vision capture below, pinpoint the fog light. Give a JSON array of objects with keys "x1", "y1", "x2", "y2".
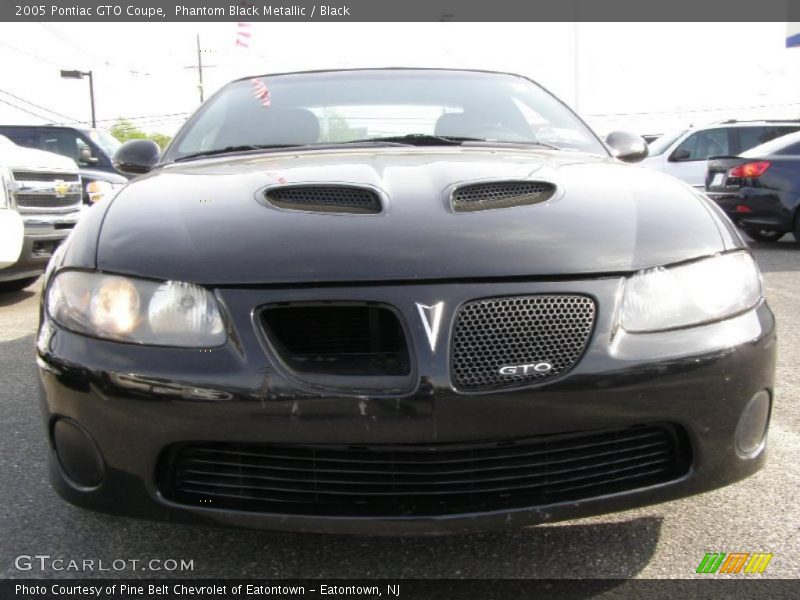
[
  {"x1": 735, "y1": 390, "x2": 771, "y2": 457},
  {"x1": 52, "y1": 418, "x2": 104, "y2": 488}
]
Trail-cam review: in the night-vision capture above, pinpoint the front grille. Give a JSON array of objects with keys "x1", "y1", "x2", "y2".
[
  {"x1": 261, "y1": 303, "x2": 410, "y2": 376},
  {"x1": 159, "y1": 424, "x2": 690, "y2": 517},
  {"x1": 264, "y1": 185, "x2": 382, "y2": 214},
  {"x1": 12, "y1": 171, "x2": 80, "y2": 182},
  {"x1": 451, "y1": 295, "x2": 595, "y2": 391},
  {"x1": 15, "y1": 193, "x2": 82, "y2": 209},
  {"x1": 451, "y1": 181, "x2": 556, "y2": 212}
]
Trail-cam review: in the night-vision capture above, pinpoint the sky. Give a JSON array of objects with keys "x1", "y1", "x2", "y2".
[{"x1": 1, "y1": 22, "x2": 800, "y2": 137}]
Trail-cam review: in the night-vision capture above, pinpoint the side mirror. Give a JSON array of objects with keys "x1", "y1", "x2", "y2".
[
  {"x1": 670, "y1": 148, "x2": 692, "y2": 162},
  {"x1": 79, "y1": 146, "x2": 98, "y2": 164},
  {"x1": 605, "y1": 131, "x2": 649, "y2": 163},
  {"x1": 113, "y1": 139, "x2": 161, "y2": 176}
]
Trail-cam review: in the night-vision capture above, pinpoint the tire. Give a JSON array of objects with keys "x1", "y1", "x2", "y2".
[
  {"x1": 744, "y1": 228, "x2": 785, "y2": 243},
  {"x1": 0, "y1": 276, "x2": 40, "y2": 293}
]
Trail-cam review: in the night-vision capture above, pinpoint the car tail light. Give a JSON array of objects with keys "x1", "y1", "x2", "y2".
[
  {"x1": 735, "y1": 205, "x2": 753, "y2": 213},
  {"x1": 729, "y1": 161, "x2": 771, "y2": 178}
]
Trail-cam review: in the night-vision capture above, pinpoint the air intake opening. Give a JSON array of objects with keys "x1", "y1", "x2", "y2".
[
  {"x1": 264, "y1": 185, "x2": 382, "y2": 214},
  {"x1": 158, "y1": 423, "x2": 691, "y2": 517},
  {"x1": 451, "y1": 181, "x2": 556, "y2": 212},
  {"x1": 261, "y1": 303, "x2": 410, "y2": 377}
]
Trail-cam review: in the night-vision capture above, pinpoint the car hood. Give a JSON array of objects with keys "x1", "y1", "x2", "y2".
[
  {"x1": 97, "y1": 147, "x2": 729, "y2": 285},
  {"x1": 0, "y1": 143, "x2": 78, "y2": 172}
]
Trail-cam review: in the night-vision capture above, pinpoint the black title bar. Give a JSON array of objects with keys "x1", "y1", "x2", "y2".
[{"x1": 4, "y1": 0, "x2": 800, "y2": 22}]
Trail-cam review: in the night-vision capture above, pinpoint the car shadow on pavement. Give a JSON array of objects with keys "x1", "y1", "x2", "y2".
[
  {"x1": 0, "y1": 288, "x2": 36, "y2": 308},
  {"x1": 749, "y1": 236, "x2": 800, "y2": 274},
  {"x1": 1, "y1": 336, "x2": 661, "y2": 583}
]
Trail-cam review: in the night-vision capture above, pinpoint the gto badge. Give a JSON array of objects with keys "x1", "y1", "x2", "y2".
[
  {"x1": 499, "y1": 363, "x2": 553, "y2": 376},
  {"x1": 415, "y1": 301, "x2": 444, "y2": 352}
]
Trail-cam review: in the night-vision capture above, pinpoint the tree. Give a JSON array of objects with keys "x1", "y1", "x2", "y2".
[{"x1": 110, "y1": 118, "x2": 172, "y2": 149}]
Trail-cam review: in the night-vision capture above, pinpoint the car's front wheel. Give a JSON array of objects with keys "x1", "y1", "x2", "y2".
[
  {"x1": 744, "y1": 228, "x2": 785, "y2": 243},
  {"x1": 0, "y1": 276, "x2": 39, "y2": 293}
]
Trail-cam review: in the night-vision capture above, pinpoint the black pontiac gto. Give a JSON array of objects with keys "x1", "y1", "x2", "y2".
[{"x1": 37, "y1": 69, "x2": 775, "y2": 534}]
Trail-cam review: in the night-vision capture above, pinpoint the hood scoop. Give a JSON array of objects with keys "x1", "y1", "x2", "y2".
[
  {"x1": 451, "y1": 181, "x2": 556, "y2": 212},
  {"x1": 263, "y1": 185, "x2": 383, "y2": 214}
]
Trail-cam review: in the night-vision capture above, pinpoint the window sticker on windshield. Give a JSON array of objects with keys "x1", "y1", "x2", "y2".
[{"x1": 251, "y1": 78, "x2": 271, "y2": 107}]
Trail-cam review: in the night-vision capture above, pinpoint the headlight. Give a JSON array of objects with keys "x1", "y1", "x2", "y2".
[
  {"x1": 86, "y1": 180, "x2": 124, "y2": 204},
  {"x1": 47, "y1": 271, "x2": 226, "y2": 346},
  {"x1": 620, "y1": 252, "x2": 762, "y2": 332}
]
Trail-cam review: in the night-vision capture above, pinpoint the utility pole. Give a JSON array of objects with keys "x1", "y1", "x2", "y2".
[
  {"x1": 196, "y1": 33, "x2": 204, "y2": 103},
  {"x1": 184, "y1": 34, "x2": 216, "y2": 105}
]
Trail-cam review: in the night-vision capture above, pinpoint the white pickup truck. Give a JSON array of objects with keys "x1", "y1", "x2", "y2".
[{"x1": 0, "y1": 135, "x2": 82, "y2": 292}]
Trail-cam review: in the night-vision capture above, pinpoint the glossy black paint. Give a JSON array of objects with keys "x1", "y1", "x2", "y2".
[
  {"x1": 706, "y1": 153, "x2": 800, "y2": 238},
  {"x1": 37, "y1": 282, "x2": 776, "y2": 534},
  {"x1": 91, "y1": 148, "x2": 742, "y2": 285},
  {"x1": 35, "y1": 69, "x2": 774, "y2": 533}
]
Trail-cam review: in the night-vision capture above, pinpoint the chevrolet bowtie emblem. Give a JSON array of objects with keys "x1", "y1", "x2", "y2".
[
  {"x1": 53, "y1": 180, "x2": 70, "y2": 198},
  {"x1": 415, "y1": 302, "x2": 444, "y2": 352}
]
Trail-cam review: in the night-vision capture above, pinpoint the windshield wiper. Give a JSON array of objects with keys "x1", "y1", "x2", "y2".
[
  {"x1": 172, "y1": 144, "x2": 298, "y2": 162},
  {"x1": 341, "y1": 134, "x2": 563, "y2": 150},
  {"x1": 342, "y1": 134, "x2": 486, "y2": 146}
]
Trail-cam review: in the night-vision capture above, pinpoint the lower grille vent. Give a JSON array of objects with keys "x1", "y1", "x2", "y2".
[
  {"x1": 264, "y1": 186, "x2": 382, "y2": 214},
  {"x1": 451, "y1": 181, "x2": 556, "y2": 212},
  {"x1": 261, "y1": 303, "x2": 410, "y2": 377},
  {"x1": 159, "y1": 424, "x2": 690, "y2": 517},
  {"x1": 15, "y1": 193, "x2": 82, "y2": 210}
]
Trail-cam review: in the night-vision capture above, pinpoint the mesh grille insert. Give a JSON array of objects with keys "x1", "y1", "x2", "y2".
[
  {"x1": 158, "y1": 424, "x2": 690, "y2": 517},
  {"x1": 451, "y1": 181, "x2": 556, "y2": 212},
  {"x1": 264, "y1": 186, "x2": 382, "y2": 214},
  {"x1": 451, "y1": 295, "x2": 596, "y2": 391}
]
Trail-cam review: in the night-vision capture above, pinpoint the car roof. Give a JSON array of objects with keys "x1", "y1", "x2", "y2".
[
  {"x1": 687, "y1": 120, "x2": 800, "y2": 131},
  {"x1": 231, "y1": 67, "x2": 529, "y2": 84}
]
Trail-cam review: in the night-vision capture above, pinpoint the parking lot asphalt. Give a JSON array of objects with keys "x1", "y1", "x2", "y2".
[{"x1": 1, "y1": 238, "x2": 798, "y2": 580}]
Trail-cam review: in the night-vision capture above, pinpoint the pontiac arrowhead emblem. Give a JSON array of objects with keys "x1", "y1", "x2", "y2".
[{"x1": 415, "y1": 302, "x2": 444, "y2": 352}]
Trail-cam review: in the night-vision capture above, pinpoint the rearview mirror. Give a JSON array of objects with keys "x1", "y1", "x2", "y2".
[
  {"x1": 605, "y1": 131, "x2": 649, "y2": 163},
  {"x1": 113, "y1": 139, "x2": 161, "y2": 176},
  {"x1": 79, "y1": 146, "x2": 98, "y2": 164}
]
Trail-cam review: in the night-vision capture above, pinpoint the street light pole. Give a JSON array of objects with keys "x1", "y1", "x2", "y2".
[
  {"x1": 60, "y1": 69, "x2": 96, "y2": 128},
  {"x1": 86, "y1": 71, "x2": 96, "y2": 128}
]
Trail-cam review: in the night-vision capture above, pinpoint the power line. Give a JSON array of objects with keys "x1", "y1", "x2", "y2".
[
  {"x1": 0, "y1": 88, "x2": 84, "y2": 124},
  {"x1": 0, "y1": 40, "x2": 63, "y2": 67},
  {"x1": 0, "y1": 96, "x2": 56, "y2": 121},
  {"x1": 586, "y1": 101, "x2": 800, "y2": 119},
  {"x1": 95, "y1": 112, "x2": 192, "y2": 123}
]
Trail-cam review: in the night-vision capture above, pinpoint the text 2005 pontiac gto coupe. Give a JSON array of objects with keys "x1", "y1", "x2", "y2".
[{"x1": 37, "y1": 69, "x2": 775, "y2": 534}]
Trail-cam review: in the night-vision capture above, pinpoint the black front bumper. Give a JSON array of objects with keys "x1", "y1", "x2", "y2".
[{"x1": 36, "y1": 278, "x2": 776, "y2": 534}]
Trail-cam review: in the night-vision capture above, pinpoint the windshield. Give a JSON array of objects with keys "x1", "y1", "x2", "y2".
[
  {"x1": 86, "y1": 129, "x2": 122, "y2": 156},
  {"x1": 646, "y1": 129, "x2": 686, "y2": 156},
  {"x1": 165, "y1": 70, "x2": 607, "y2": 161}
]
